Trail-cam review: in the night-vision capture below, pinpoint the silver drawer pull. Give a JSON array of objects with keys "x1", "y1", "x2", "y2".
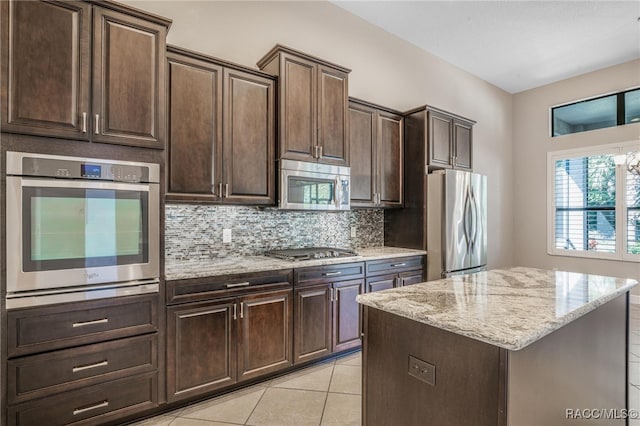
[
  {"x1": 73, "y1": 400, "x2": 109, "y2": 416},
  {"x1": 226, "y1": 282, "x2": 250, "y2": 288},
  {"x1": 72, "y1": 318, "x2": 108, "y2": 328},
  {"x1": 72, "y1": 360, "x2": 108, "y2": 373},
  {"x1": 323, "y1": 271, "x2": 342, "y2": 276},
  {"x1": 390, "y1": 263, "x2": 406, "y2": 267},
  {"x1": 94, "y1": 114, "x2": 100, "y2": 135}
]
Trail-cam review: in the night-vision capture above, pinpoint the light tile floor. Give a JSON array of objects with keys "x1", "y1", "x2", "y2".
[{"x1": 131, "y1": 352, "x2": 362, "y2": 426}]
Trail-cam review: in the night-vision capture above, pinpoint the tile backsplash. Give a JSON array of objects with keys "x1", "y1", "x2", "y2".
[{"x1": 165, "y1": 204, "x2": 384, "y2": 261}]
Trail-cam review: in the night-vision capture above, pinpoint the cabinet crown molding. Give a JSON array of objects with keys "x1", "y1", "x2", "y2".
[{"x1": 256, "y1": 44, "x2": 351, "y2": 73}]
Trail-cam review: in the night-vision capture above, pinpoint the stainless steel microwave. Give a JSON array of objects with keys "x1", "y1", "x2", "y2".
[{"x1": 279, "y1": 159, "x2": 350, "y2": 211}]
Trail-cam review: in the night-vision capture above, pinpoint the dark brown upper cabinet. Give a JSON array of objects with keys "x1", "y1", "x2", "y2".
[
  {"x1": 405, "y1": 106, "x2": 475, "y2": 171},
  {"x1": 349, "y1": 98, "x2": 403, "y2": 208},
  {"x1": 257, "y1": 45, "x2": 350, "y2": 166},
  {"x1": 166, "y1": 46, "x2": 275, "y2": 205},
  {"x1": 0, "y1": 0, "x2": 170, "y2": 149}
]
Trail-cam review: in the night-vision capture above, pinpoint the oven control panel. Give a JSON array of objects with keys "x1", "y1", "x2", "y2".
[{"x1": 14, "y1": 155, "x2": 158, "y2": 183}]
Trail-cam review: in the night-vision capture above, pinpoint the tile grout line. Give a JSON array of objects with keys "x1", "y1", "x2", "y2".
[
  {"x1": 318, "y1": 362, "x2": 337, "y2": 426},
  {"x1": 243, "y1": 386, "x2": 269, "y2": 425}
]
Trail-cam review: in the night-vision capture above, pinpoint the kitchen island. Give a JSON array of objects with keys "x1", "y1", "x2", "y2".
[{"x1": 357, "y1": 267, "x2": 637, "y2": 426}]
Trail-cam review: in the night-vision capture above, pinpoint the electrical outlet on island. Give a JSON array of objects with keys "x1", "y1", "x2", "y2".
[{"x1": 223, "y1": 228, "x2": 232, "y2": 243}]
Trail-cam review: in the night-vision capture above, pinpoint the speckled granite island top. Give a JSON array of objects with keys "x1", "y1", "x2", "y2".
[
  {"x1": 357, "y1": 266, "x2": 637, "y2": 351},
  {"x1": 165, "y1": 246, "x2": 426, "y2": 281}
]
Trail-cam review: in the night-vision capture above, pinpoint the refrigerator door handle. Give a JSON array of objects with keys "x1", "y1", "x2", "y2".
[
  {"x1": 469, "y1": 187, "x2": 478, "y2": 251},
  {"x1": 462, "y1": 189, "x2": 471, "y2": 249}
]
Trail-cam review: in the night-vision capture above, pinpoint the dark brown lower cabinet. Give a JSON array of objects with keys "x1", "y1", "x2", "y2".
[
  {"x1": 365, "y1": 256, "x2": 426, "y2": 293},
  {"x1": 365, "y1": 274, "x2": 396, "y2": 293},
  {"x1": 294, "y1": 284, "x2": 332, "y2": 363},
  {"x1": 167, "y1": 288, "x2": 293, "y2": 402},
  {"x1": 294, "y1": 279, "x2": 363, "y2": 364},
  {"x1": 8, "y1": 372, "x2": 158, "y2": 426},
  {"x1": 237, "y1": 289, "x2": 293, "y2": 381},
  {"x1": 398, "y1": 270, "x2": 424, "y2": 287},
  {"x1": 333, "y1": 280, "x2": 364, "y2": 352},
  {"x1": 4, "y1": 294, "x2": 160, "y2": 426},
  {"x1": 166, "y1": 298, "x2": 236, "y2": 401}
]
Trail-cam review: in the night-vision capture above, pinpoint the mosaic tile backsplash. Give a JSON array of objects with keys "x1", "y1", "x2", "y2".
[{"x1": 165, "y1": 204, "x2": 384, "y2": 261}]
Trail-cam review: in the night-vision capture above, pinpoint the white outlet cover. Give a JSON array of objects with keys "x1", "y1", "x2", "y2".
[
  {"x1": 350, "y1": 226, "x2": 357, "y2": 238},
  {"x1": 223, "y1": 228, "x2": 232, "y2": 243}
]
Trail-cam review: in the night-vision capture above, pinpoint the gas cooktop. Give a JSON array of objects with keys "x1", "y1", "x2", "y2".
[{"x1": 264, "y1": 247, "x2": 358, "y2": 262}]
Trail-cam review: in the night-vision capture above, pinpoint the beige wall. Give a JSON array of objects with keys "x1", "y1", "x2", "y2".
[
  {"x1": 513, "y1": 59, "x2": 640, "y2": 285},
  {"x1": 123, "y1": 0, "x2": 514, "y2": 269}
]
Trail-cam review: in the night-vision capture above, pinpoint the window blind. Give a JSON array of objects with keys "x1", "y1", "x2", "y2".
[{"x1": 554, "y1": 154, "x2": 616, "y2": 253}]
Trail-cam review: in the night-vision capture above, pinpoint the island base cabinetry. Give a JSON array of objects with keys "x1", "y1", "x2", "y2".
[{"x1": 362, "y1": 294, "x2": 627, "y2": 426}]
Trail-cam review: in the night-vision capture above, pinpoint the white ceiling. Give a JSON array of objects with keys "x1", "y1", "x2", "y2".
[{"x1": 332, "y1": 1, "x2": 640, "y2": 94}]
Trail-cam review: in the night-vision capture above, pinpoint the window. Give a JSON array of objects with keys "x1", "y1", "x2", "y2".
[
  {"x1": 548, "y1": 142, "x2": 640, "y2": 261},
  {"x1": 551, "y1": 87, "x2": 640, "y2": 136}
]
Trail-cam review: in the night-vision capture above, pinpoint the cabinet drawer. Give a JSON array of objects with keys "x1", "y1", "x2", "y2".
[
  {"x1": 167, "y1": 269, "x2": 293, "y2": 304},
  {"x1": 295, "y1": 262, "x2": 365, "y2": 286},
  {"x1": 8, "y1": 294, "x2": 158, "y2": 357},
  {"x1": 8, "y1": 372, "x2": 158, "y2": 426},
  {"x1": 8, "y1": 334, "x2": 157, "y2": 404},
  {"x1": 365, "y1": 256, "x2": 425, "y2": 277}
]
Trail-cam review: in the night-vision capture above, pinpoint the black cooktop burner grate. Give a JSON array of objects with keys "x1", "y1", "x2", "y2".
[{"x1": 264, "y1": 247, "x2": 358, "y2": 261}]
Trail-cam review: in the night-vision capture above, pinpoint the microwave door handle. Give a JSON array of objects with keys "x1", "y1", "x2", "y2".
[{"x1": 334, "y1": 177, "x2": 341, "y2": 208}]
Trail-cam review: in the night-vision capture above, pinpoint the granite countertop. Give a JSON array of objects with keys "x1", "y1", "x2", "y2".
[
  {"x1": 356, "y1": 266, "x2": 637, "y2": 351},
  {"x1": 165, "y1": 246, "x2": 427, "y2": 281}
]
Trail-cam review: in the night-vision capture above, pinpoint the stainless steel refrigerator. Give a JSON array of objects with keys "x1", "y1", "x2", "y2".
[{"x1": 426, "y1": 169, "x2": 487, "y2": 280}]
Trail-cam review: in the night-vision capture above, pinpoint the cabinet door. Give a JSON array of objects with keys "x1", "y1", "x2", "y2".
[
  {"x1": 428, "y1": 110, "x2": 453, "y2": 168},
  {"x1": 398, "y1": 270, "x2": 424, "y2": 287},
  {"x1": 453, "y1": 119, "x2": 473, "y2": 170},
  {"x1": 166, "y1": 299, "x2": 236, "y2": 402},
  {"x1": 333, "y1": 279, "x2": 363, "y2": 352},
  {"x1": 1, "y1": 0, "x2": 91, "y2": 140},
  {"x1": 166, "y1": 53, "x2": 222, "y2": 201},
  {"x1": 318, "y1": 65, "x2": 349, "y2": 166},
  {"x1": 237, "y1": 289, "x2": 293, "y2": 381},
  {"x1": 92, "y1": 7, "x2": 166, "y2": 148},
  {"x1": 222, "y1": 68, "x2": 275, "y2": 205},
  {"x1": 378, "y1": 111, "x2": 403, "y2": 207},
  {"x1": 294, "y1": 284, "x2": 332, "y2": 364},
  {"x1": 366, "y1": 274, "x2": 396, "y2": 293},
  {"x1": 348, "y1": 102, "x2": 376, "y2": 206},
  {"x1": 279, "y1": 53, "x2": 317, "y2": 162}
]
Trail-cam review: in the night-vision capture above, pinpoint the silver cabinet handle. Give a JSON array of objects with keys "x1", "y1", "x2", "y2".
[
  {"x1": 330, "y1": 288, "x2": 335, "y2": 302},
  {"x1": 314, "y1": 145, "x2": 319, "y2": 158},
  {"x1": 240, "y1": 302, "x2": 244, "y2": 319},
  {"x1": 72, "y1": 318, "x2": 108, "y2": 328},
  {"x1": 218, "y1": 183, "x2": 223, "y2": 198},
  {"x1": 94, "y1": 114, "x2": 100, "y2": 135},
  {"x1": 319, "y1": 145, "x2": 323, "y2": 158},
  {"x1": 72, "y1": 360, "x2": 108, "y2": 373},
  {"x1": 323, "y1": 271, "x2": 342, "y2": 277},
  {"x1": 73, "y1": 400, "x2": 109, "y2": 416},
  {"x1": 233, "y1": 303, "x2": 237, "y2": 320},
  {"x1": 226, "y1": 282, "x2": 250, "y2": 288},
  {"x1": 390, "y1": 263, "x2": 406, "y2": 267},
  {"x1": 225, "y1": 183, "x2": 229, "y2": 198},
  {"x1": 81, "y1": 112, "x2": 87, "y2": 133}
]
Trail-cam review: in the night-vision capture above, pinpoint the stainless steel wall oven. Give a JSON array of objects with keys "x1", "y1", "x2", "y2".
[{"x1": 6, "y1": 152, "x2": 160, "y2": 308}]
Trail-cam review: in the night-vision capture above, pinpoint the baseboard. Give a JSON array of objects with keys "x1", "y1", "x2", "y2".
[{"x1": 630, "y1": 295, "x2": 640, "y2": 305}]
